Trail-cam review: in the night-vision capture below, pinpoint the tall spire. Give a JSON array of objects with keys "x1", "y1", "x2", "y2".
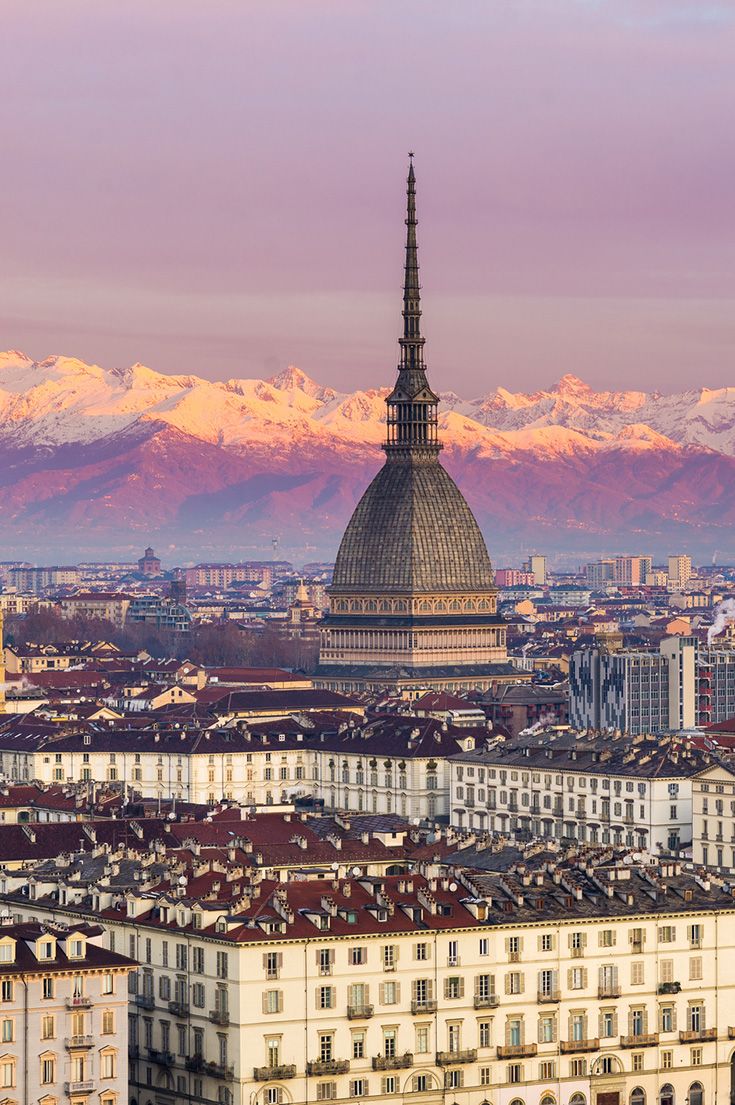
[
  {"x1": 385, "y1": 155, "x2": 441, "y2": 456},
  {"x1": 401, "y1": 152, "x2": 423, "y2": 368}
]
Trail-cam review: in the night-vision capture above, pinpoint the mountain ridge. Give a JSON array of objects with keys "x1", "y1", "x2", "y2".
[{"x1": 1, "y1": 351, "x2": 734, "y2": 561}]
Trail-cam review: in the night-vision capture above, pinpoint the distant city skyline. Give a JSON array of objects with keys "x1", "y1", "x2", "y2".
[{"x1": 2, "y1": 0, "x2": 734, "y2": 395}]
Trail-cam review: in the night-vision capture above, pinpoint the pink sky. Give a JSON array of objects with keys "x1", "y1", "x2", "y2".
[{"x1": 1, "y1": 0, "x2": 734, "y2": 394}]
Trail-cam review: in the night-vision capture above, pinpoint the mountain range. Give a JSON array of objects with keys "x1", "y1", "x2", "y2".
[{"x1": 2, "y1": 350, "x2": 735, "y2": 564}]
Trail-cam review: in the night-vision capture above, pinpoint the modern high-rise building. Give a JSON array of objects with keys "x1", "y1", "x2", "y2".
[
  {"x1": 570, "y1": 635, "x2": 735, "y2": 734},
  {"x1": 613, "y1": 555, "x2": 652, "y2": 586},
  {"x1": 668, "y1": 554, "x2": 692, "y2": 590},
  {"x1": 316, "y1": 160, "x2": 510, "y2": 693},
  {"x1": 524, "y1": 554, "x2": 547, "y2": 584}
]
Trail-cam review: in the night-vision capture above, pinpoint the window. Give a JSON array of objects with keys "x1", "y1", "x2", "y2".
[
  {"x1": 659, "y1": 1085, "x2": 674, "y2": 1105},
  {"x1": 633, "y1": 1053, "x2": 644, "y2": 1072},
  {"x1": 0, "y1": 1020, "x2": 12, "y2": 1043},
  {"x1": 540, "y1": 933, "x2": 553, "y2": 952},
  {"x1": 42, "y1": 1015, "x2": 54, "y2": 1040},
  {"x1": 690, "y1": 958, "x2": 703, "y2": 981},
  {"x1": 216, "y1": 951, "x2": 229, "y2": 979},
  {"x1": 316, "y1": 1083, "x2": 336, "y2": 1100},
  {"x1": 263, "y1": 990, "x2": 282, "y2": 1014},
  {"x1": 352, "y1": 1031, "x2": 365, "y2": 1060},
  {"x1": 409, "y1": 1023, "x2": 427, "y2": 1054},
  {"x1": 540, "y1": 1061, "x2": 556, "y2": 1080},
  {"x1": 102, "y1": 1010, "x2": 115, "y2": 1034},
  {"x1": 350, "y1": 1079, "x2": 368, "y2": 1097},
  {"x1": 414, "y1": 942, "x2": 428, "y2": 961},
  {"x1": 570, "y1": 1059, "x2": 587, "y2": 1078},
  {"x1": 1, "y1": 1060, "x2": 15, "y2": 1088},
  {"x1": 350, "y1": 947, "x2": 366, "y2": 966},
  {"x1": 413, "y1": 1074, "x2": 428, "y2": 1093},
  {"x1": 445, "y1": 976, "x2": 464, "y2": 999},
  {"x1": 100, "y1": 1050, "x2": 116, "y2": 1079},
  {"x1": 478, "y1": 1021, "x2": 491, "y2": 1048},
  {"x1": 0, "y1": 981, "x2": 12, "y2": 1003},
  {"x1": 630, "y1": 1089, "x2": 646, "y2": 1105},
  {"x1": 507, "y1": 1064, "x2": 523, "y2": 1085},
  {"x1": 631, "y1": 962, "x2": 644, "y2": 985},
  {"x1": 102, "y1": 973, "x2": 114, "y2": 994},
  {"x1": 318, "y1": 986, "x2": 335, "y2": 1009}
]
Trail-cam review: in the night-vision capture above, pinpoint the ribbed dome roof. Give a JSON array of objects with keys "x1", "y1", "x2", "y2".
[{"x1": 331, "y1": 457, "x2": 494, "y2": 594}]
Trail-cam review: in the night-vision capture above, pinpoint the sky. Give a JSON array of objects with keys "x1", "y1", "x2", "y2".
[{"x1": 1, "y1": 0, "x2": 735, "y2": 396}]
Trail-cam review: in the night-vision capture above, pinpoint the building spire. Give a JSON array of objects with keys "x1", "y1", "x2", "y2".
[
  {"x1": 400, "y1": 152, "x2": 424, "y2": 371},
  {"x1": 384, "y1": 155, "x2": 441, "y2": 456}
]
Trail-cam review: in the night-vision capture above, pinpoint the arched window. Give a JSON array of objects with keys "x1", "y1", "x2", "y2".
[
  {"x1": 659, "y1": 1085, "x2": 674, "y2": 1105},
  {"x1": 570, "y1": 1095, "x2": 586, "y2": 1105},
  {"x1": 689, "y1": 1084, "x2": 703, "y2": 1105},
  {"x1": 630, "y1": 1088, "x2": 646, "y2": 1105},
  {"x1": 541, "y1": 1095, "x2": 555, "y2": 1105},
  {"x1": 509, "y1": 1098, "x2": 525, "y2": 1105}
]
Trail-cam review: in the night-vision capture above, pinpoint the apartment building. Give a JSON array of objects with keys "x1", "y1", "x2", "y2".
[
  {"x1": 0, "y1": 709, "x2": 491, "y2": 817},
  {"x1": 570, "y1": 637, "x2": 735, "y2": 735},
  {"x1": 5, "y1": 856, "x2": 735, "y2": 1105},
  {"x1": 691, "y1": 760, "x2": 735, "y2": 873},
  {"x1": 0, "y1": 918, "x2": 134, "y2": 1105},
  {"x1": 668, "y1": 557, "x2": 693, "y2": 591},
  {"x1": 448, "y1": 732, "x2": 705, "y2": 851}
]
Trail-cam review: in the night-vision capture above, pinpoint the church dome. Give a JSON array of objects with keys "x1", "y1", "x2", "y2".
[{"x1": 331, "y1": 455, "x2": 494, "y2": 594}]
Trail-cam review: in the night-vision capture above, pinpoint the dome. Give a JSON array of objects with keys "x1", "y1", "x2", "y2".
[{"x1": 331, "y1": 456, "x2": 494, "y2": 594}]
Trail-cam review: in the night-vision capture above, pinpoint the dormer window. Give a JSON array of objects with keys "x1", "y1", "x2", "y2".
[
  {"x1": 0, "y1": 942, "x2": 14, "y2": 964},
  {"x1": 68, "y1": 939, "x2": 84, "y2": 959},
  {"x1": 39, "y1": 941, "x2": 54, "y2": 960}
]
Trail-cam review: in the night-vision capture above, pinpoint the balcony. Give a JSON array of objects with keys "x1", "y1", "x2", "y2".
[
  {"x1": 254, "y1": 1065, "x2": 297, "y2": 1082},
  {"x1": 129, "y1": 1044, "x2": 140, "y2": 1059},
  {"x1": 560, "y1": 1039, "x2": 600, "y2": 1054},
  {"x1": 621, "y1": 1033, "x2": 659, "y2": 1049},
  {"x1": 65, "y1": 1081, "x2": 94, "y2": 1095},
  {"x1": 679, "y1": 1028, "x2": 717, "y2": 1043},
  {"x1": 411, "y1": 999, "x2": 437, "y2": 1015},
  {"x1": 205, "y1": 1062, "x2": 235, "y2": 1081},
  {"x1": 65, "y1": 995, "x2": 93, "y2": 1010},
  {"x1": 168, "y1": 1000, "x2": 190, "y2": 1017},
  {"x1": 347, "y1": 1005, "x2": 374, "y2": 1020},
  {"x1": 134, "y1": 994, "x2": 155, "y2": 1011},
  {"x1": 148, "y1": 1048, "x2": 175, "y2": 1066},
  {"x1": 209, "y1": 1009, "x2": 230, "y2": 1026},
  {"x1": 306, "y1": 1059, "x2": 350, "y2": 1076},
  {"x1": 598, "y1": 986, "x2": 622, "y2": 999},
  {"x1": 447, "y1": 956, "x2": 461, "y2": 967},
  {"x1": 658, "y1": 982, "x2": 682, "y2": 995},
  {"x1": 497, "y1": 1044, "x2": 537, "y2": 1059},
  {"x1": 373, "y1": 1053, "x2": 413, "y2": 1071},
  {"x1": 474, "y1": 994, "x2": 499, "y2": 1009},
  {"x1": 65, "y1": 1035, "x2": 94, "y2": 1050},
  {"x1": 436, "y1": 1049, "x2": 477, "y2": 1066},
  {"x1": 538, "y1": 989, "x2": 561, "y2": 1004},
  {"x1": 186, "y1": 1056, "x2": 205, "y2": 1073}
]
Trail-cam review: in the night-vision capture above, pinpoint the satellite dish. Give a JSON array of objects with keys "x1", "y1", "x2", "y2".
[
  {"x1": 331, "y1": 862, "x2": 339, "y2": 872},
  {"x1": 449, "y1": 882, "x2": 458, "y2": 892},
  {"x1": 178, "y1": 875, "x2": 187, "y2": 886},
  {"x1": 622, "y1": 854, "x2": 633, "y2": 865},
  {"x1": 632, "y1": 852, "x2": 643, "y2": 863},
  {"x1": 352, "y1": 866, "x2": 361, "y2": 876}
]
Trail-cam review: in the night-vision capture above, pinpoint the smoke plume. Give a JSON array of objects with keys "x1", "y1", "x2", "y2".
[{"x1": 706, "y1": 598, "x2": 735, "y2": 646}]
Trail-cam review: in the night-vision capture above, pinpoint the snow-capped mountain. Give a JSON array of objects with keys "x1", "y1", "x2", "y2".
[{"x1": 2, "y1": 351, "x2": 735, "y2": 561}]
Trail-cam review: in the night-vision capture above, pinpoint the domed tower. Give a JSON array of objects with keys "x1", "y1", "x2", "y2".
[{"x1": 317, "y1": 158, "x2": 508, "y2": 693}]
